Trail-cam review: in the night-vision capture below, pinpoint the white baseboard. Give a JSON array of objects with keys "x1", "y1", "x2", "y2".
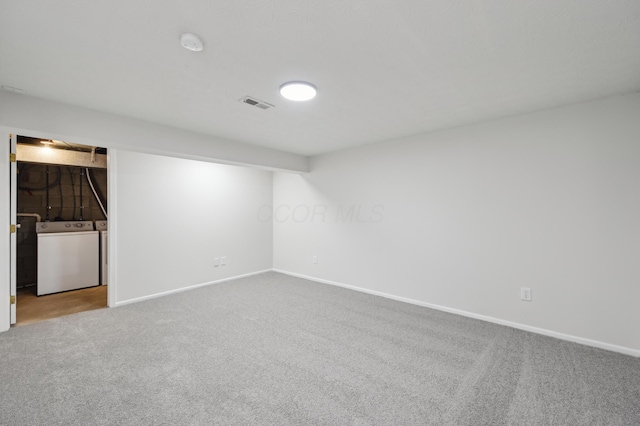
[
  {"x1": 273, "y1": 269, "x2": 640, "y2": 358},
  {"x1": 114, "y1": 269, "x2": 272, "y2": 307}
]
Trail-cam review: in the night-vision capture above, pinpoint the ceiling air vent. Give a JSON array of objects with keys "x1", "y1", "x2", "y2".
[{"x1": 240, "y1": 96, "x2": 275, "y2": 110}]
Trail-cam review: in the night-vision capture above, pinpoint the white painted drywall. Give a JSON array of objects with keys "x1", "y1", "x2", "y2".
[
  {"x1": 273, "y1": 93, "x2": 640, "y2": 354},
  {"x1": 112, "y1": 149, "x2": 272, "y2": 304},
  {"x1": 0, "y1": 91, "x2": 308, "y2": 173}
]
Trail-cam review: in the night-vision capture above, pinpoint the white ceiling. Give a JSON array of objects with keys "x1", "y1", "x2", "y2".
[{"x1": 1, "y1": 1, "x2": 639, "y2": 156}]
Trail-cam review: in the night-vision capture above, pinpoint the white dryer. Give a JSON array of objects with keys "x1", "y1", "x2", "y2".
[
  {"x1": 36, "y1": 221, "x2": 99, "y2": 295},
  {"x1": 95, "y1": 221, "x2": 108, "y2": 285}
]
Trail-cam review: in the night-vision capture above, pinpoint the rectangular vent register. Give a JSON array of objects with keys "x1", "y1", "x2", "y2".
[{"x1": 240, "y1": 96, "x2": 274, "y2": 110}]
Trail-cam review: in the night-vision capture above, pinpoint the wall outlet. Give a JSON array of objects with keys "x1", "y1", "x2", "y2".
[
  {"x1": 214, "y1": 257, "x2": 220, "y2": 267},
  {"x1": 313, "y1": 255, "x2": 318, "y2": 264},
  {"x1": 221, "y1": 256, "x2": 227, "y2": 266},
  {"x1": 520, "y1": 287, "x2": 532, "y2": 301}
]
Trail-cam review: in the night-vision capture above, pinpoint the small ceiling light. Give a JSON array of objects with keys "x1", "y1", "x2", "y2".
[
  {"x1": 180, "y1": 33, "x2": 204, "y2": 52},
  {"x1": 280, "y1": 81, "x2": 317, "y2": 101},
  {"x1": 40, "y1": 140, "x2": 54, "y2": 146}
]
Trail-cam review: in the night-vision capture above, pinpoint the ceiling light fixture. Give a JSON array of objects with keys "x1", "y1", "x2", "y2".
[
  {"x1": 180, "y1": 33, "x2": 204, "y2": 52},
  {"x1": 40, "y1": 140, "x2": 54, "y2": 146},
  {"x1": 280, "y1": 81, "x2": 317, "y2": 101}
]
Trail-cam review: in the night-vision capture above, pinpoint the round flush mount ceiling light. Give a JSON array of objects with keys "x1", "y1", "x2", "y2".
[
  {"x1": 279, "y1": 81, "x2": 317, "y2": 101},
  {"x1": 40, "y1": 140, "x2": 54, "y2": 146},
  {"x1": 180, "y1": 33, "x2": 204, "y2": 52}
]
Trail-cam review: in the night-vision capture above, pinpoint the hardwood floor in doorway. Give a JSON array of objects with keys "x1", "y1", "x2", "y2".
[{"x1": 16, "y1": 285, "x2": 107, "y2": 326}]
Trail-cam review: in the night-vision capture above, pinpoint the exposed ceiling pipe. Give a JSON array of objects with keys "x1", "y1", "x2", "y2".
[
  {"x1": 17, "y1": 213, "x2": 42, "y2": 222},
  {"x1": 86, "y1": 168, "x2": 107, "y2": 219}
]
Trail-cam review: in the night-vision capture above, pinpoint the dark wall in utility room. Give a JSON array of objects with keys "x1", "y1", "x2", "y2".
[{"x1": 17, "y1": 164, "x2": 108, "y2": 287}]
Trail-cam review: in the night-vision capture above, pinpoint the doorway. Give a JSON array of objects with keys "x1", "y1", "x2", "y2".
[{"x1": 12, "y1": 135, "x2": 109, "y2": 325}]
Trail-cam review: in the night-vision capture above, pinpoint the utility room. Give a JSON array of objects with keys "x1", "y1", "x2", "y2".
[{"x1": 14, "y1": 136, "x2": 108, "y2": 325}]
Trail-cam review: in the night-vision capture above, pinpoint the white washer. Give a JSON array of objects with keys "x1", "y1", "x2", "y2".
[
  {"x1": 95, "y1": 221, "x2": 108, "y2": 285},
  {"x1": 36, "y1": 221, "x2": 99, "y2": 296}
]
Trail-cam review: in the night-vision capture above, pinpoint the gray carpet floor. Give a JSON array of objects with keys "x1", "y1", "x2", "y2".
[{"x1": 0, "y1": 272, "x2": 638, "y2": 425}]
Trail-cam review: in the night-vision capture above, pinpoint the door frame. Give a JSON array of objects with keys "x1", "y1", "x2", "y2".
[
  {"x1": 1, "y1": 126, "x2": 116, "y2": 331},
  {"x1": 0, "y1": 128, "x2": 10, "y2": 332},
  {"x1": 9, "y1": 134, "x2": 16, "y2": 324}
]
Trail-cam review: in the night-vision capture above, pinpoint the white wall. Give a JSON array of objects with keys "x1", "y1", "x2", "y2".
[
  {"x1": 111, "y1": 150, "x2": 272, "y2": 304},
  {"x1": 273, "y1": 93, "x2": 640, "y2": 355}
]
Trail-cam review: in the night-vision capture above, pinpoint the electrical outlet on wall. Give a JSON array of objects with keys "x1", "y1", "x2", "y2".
[
  {"x1": 520, "y1": 287, "x2": 532, "y2": 301},
  {"x1": 221, "y1": 256, "x2": 227, "y2": 266},
  {"x1": 214, "y1": 257, "x2": 220, "y2": 267},
  {"x1": 313, "y1": 255, "x2": 318, "y2": 264}
]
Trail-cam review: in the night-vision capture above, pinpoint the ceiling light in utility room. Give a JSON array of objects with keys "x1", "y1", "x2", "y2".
[
  {"x1": 280, "y1": 82, "x2": 317, "y2": 101},
  {"x1": 180, "y1": 33, "x2": 204, "y2": 52}
]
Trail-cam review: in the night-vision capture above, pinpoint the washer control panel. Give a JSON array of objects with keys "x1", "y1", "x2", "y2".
[{"x1": 36, "y1": 221, "x2": 95, "y2": 233}]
